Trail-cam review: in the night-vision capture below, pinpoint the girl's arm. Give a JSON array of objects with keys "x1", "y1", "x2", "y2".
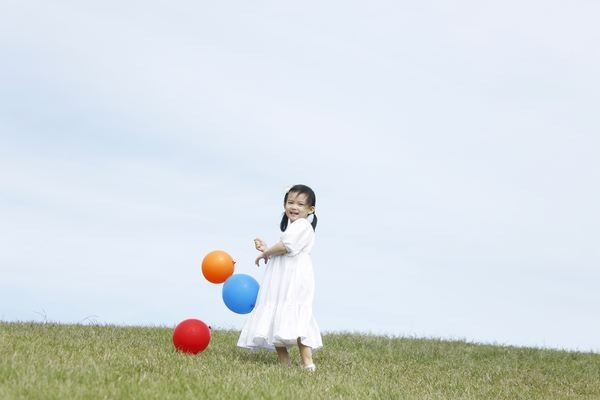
[
  {"x1": 255, "y1": 241, "x2": 288, "y2": 266},
  {"x1": 263, "y1": 241, "x2": 288, "y2": 258},
  {"x1": 254, "y1": 238, "x2": 268, "y2": 252}
]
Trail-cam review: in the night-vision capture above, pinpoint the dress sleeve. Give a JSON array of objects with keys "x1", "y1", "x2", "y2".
[{"x1": 280, "y1": 219, "x2": 313, "y2": 256}]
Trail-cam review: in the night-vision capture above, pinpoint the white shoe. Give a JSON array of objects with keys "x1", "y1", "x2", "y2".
[{"x1": 303, "y1": 363, "x2": 316, "y2": 372}]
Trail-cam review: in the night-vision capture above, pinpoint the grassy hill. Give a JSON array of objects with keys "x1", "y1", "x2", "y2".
[{"x1": 1, "y1": 321, "x2": 598, "y2": 399}]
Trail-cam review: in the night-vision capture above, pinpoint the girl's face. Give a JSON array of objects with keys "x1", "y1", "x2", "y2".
[{"x1": 284, "y1": 192, "x2": 315, "y2": 223}]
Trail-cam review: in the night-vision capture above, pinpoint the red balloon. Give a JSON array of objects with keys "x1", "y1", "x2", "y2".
[{"x1": 173, "y1": 319, "x2": 211, "y2": 354}]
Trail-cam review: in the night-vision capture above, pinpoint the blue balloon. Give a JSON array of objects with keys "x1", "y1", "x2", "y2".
[{"x1": 222, "y1": 274, "x2": 259, "y2": 314}]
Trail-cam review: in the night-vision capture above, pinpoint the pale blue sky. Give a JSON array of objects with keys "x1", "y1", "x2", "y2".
[{"x1": 1, "y1": 1, "x2": 599, "y2": 352}]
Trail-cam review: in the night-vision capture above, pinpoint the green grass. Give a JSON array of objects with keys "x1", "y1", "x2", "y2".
[{"x1": 1, "y1": 322, "x2": 599, "y2": 399}]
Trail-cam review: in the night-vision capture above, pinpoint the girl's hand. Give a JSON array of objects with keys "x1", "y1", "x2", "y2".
[
  {"x1": 254, "y1": 238, "x2": 268, "y2": 252},
  {"x1": 255, "y1": 252, "x2": 270, "y2": 267}
]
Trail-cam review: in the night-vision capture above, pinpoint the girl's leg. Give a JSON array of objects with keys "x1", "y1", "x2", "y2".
[
  {"x1": 275, "y1": 346, "x2": 291, "y2": 365},
  {"x1": 297, "y1": 338, "x2": 314, "y2": 367}
]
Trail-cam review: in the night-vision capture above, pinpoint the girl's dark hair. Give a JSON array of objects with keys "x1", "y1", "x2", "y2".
[{"x1": 280, "y1": 184, "x2": 318, "y2": 232}]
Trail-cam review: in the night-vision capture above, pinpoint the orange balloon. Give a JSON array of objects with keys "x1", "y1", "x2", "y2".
[{"x1": 202, "y1": 250, "x2": 235, "y2": 284}]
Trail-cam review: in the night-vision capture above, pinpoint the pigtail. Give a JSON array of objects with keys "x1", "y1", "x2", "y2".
[
  {"x1": 310, "y1": 213, "x2": 318, "y2": 231},
  {"x1": 280, "y1": 213, "x2": 289, "y2": 232}
]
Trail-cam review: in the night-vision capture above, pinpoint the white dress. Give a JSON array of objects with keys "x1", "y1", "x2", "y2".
[{"x1": 237, "y1": 217, "x2": 323, "y2": 351}]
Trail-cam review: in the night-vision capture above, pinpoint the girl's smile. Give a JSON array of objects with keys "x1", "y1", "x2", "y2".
[{"x1": 285, "y1": 192, "x2": 315, "y2": 223}]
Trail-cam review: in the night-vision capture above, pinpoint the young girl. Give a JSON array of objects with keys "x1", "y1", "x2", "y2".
[{"x1": 237, "y1": 184, "x2": 323, "y2": 371}]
